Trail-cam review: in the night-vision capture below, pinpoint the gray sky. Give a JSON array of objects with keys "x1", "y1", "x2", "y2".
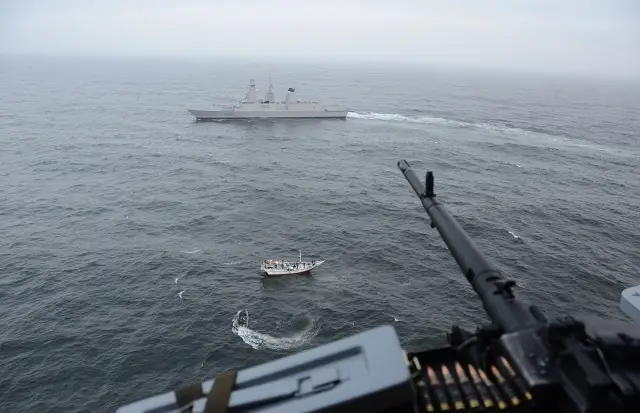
[{"x1": 2, "y1": 0, "x2": 639, "y2": 77}]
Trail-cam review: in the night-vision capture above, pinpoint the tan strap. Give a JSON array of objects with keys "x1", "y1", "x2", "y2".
[{"x1": 203, "y1": 370, "x2": 237, "y2": 413}]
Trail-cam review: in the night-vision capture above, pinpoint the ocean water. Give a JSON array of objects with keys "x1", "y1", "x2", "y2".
[{"x1": 1, "y1": 56, "x2": 639, "y2": 412}]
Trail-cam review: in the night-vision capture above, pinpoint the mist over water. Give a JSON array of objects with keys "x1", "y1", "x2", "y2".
[{"x1": 1, "y1": 56, "x2": 639, "y2": 412}]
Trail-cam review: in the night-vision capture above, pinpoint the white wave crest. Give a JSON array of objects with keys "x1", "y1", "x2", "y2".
[
  {"x1": 232, "y1": 310, "x2": 318, "y2": 351},
  {"x1": 508, "y1": 230, "x2": 526, "y2": 243}
]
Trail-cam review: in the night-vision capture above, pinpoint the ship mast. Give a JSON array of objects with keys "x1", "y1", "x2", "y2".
[
  {"x1": 285, "y1": 86, "x2": 295, "y2": 108},
  {"x1": 242, "y1": 79, "x2": 258, "y2": 103},
  {"x1": 265, "y1": 77, "x2": 275, "y2": 103}
]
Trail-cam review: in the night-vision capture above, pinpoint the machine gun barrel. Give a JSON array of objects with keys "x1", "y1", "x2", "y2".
[{"x1": 397, "y1": 160, "x2": 540, "y2": 332}]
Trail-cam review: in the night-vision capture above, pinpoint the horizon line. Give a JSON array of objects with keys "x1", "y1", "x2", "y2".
[{"x1": 1, "y1": 52, "x2": 639, "y2": 81}]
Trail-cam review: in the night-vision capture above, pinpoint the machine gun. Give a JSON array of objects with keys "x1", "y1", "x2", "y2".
[{"x1": 117, "y1": 160, "x2": 640, "y2": 413}]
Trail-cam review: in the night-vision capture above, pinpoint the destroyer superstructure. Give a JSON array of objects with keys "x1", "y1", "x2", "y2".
[{"x1": 188, "y1": 79, "x2": 348, "y2": 120}]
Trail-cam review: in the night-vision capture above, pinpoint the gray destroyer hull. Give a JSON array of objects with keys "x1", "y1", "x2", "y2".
[{"x1": 188, "y1": 109, "x2": 348, "y2": 121}]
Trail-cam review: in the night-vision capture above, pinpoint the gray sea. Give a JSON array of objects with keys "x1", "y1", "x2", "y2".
[{"x1": 1, "y1": 56, "x2": 639, "y2": 412}]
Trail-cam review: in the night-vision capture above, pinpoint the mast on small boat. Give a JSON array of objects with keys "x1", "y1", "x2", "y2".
[{"x1": 299, "y1": 249, "x2": 302, "y2": 263}]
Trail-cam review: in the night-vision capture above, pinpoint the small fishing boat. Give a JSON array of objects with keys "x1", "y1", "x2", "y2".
[
  {"x1": 260, "y1": 250, "x2": 324, "y2": 276},
  {"x1": 236, "y1": 310, "x2": 249, "y2": 328}
]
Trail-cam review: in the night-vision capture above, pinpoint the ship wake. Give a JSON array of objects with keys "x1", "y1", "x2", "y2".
[
  {"x1": 231, "y1": 309, "x2": 318, "y2": 351},
  {"x1": 347, "y1": 111, "x2": 565, "y2": 140},
  {"x1": 348, "y1": 111, "x2": 467, "y2": 127}
]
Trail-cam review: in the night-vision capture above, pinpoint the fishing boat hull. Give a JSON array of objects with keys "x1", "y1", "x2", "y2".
[{"x1": 261, "y1": 260, "x2": 325, "y2": 276}]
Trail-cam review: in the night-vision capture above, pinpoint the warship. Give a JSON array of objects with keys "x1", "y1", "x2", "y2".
[{"x1": 188, "y1": 79, "x2": 348, "y2": 120}]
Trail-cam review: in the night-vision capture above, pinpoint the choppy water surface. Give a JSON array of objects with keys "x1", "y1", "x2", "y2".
[{"x1": 1, "y1": 57, "x2": 639, "y2": 412}]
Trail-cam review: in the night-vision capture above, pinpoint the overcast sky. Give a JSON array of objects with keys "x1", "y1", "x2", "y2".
[{"x1": 2, "y1": 0, "x2": 639, "y2": 77}]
